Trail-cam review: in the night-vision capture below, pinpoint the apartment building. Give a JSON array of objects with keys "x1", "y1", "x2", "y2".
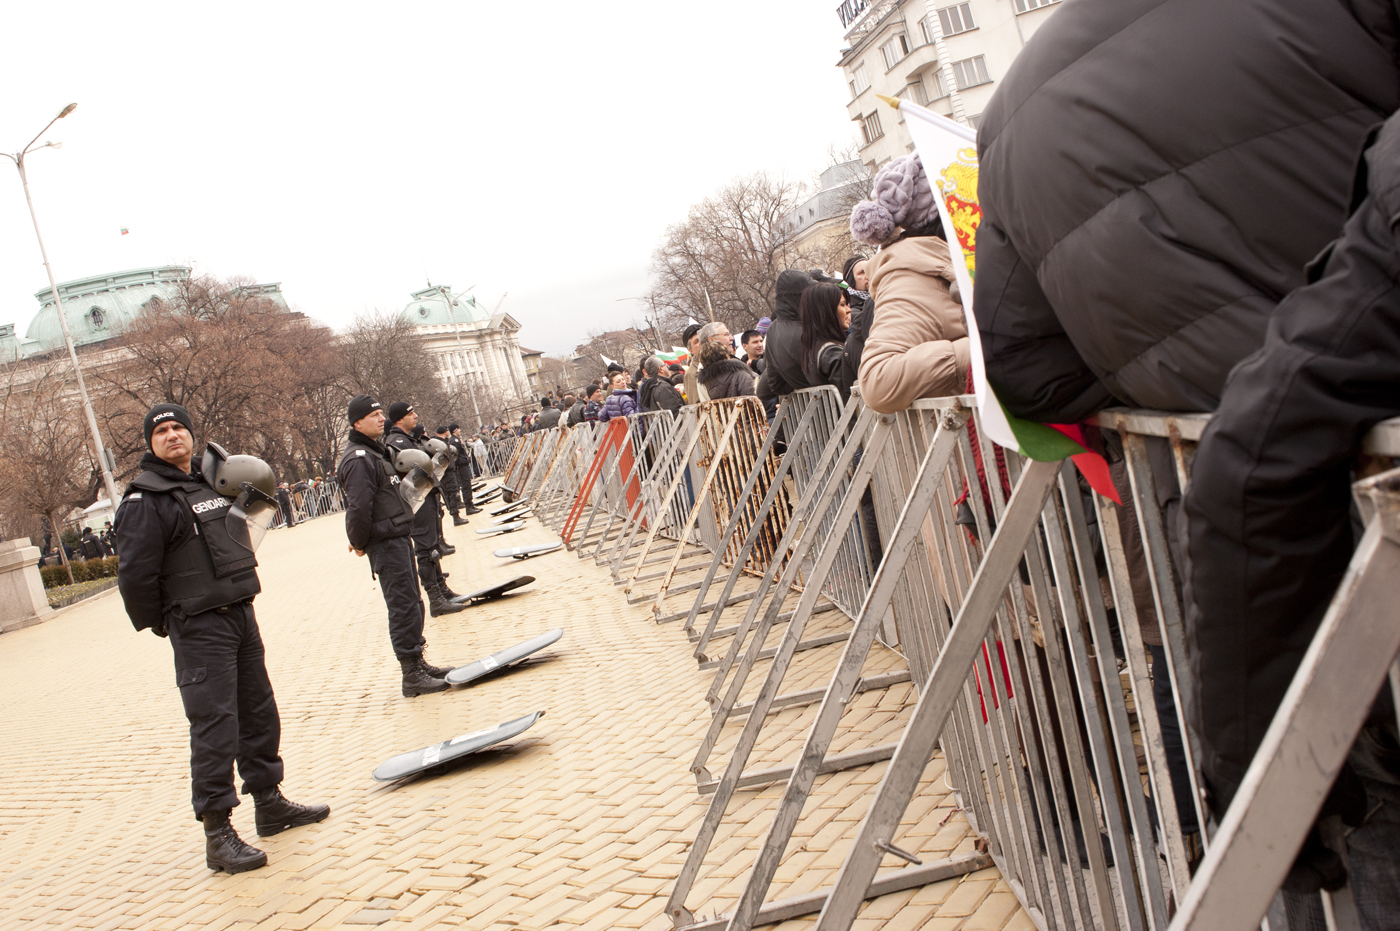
[{"x1": 838, "y1": 0, "x2": 1061, "y2": 168}]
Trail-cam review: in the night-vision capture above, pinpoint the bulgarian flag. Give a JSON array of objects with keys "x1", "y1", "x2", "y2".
[
  {"x1": 657, "y1": 347, "x2": 690, "y2": 366},
  {"x1": 884, "y1": 95, "x2": 1119, "y2": 504}
]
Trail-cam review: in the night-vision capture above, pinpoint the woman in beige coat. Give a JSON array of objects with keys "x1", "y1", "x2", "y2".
[{"x1": 849, "y1": 154, "x2": 970, "y2": 414}]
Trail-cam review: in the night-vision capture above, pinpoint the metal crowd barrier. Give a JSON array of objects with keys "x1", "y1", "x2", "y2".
[
  {"x1": 268, "y1": 480, "x2": 347, "y2": 530},
  {"x1": 492, "y1": 376, "x2": 1400, "y2": 931}
]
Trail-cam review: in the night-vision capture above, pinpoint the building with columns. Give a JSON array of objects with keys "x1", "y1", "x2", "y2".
[
  {"x1": 399, "y1": 285, "x2": 532, "y2": 408},
  {"x1": 838, "y1": 0, "x2": 1062, "y2": 169}
]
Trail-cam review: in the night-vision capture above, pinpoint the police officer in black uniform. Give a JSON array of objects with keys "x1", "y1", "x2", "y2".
[
  {"x1": 434, "y1": 425, "x2": 468, "y2": 526},
  {"x1": 382, "y1": 403, "x2": 466, "y2": 617},
  {"x1": 336, "y1": 395, "x2": 460, "y2": 696},
  {"x1": 114, "y1": 403, "x2": 328, "y2": 874},
  {"x1": 449, "y1": 424, "x2": 482, "y2": 517}
]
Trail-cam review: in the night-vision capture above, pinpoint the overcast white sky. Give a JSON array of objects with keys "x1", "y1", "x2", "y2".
[{"x1": 0, "y1": 2, "x2": 859, "y2": 356}]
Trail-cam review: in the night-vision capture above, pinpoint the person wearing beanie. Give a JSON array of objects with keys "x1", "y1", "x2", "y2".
[
  {"x1": 336, "y1": 395, "x2": 461, "y2": 697},
  {"x1": 382, "y1": 402, "x2": 466, "y2": 618},
  {"x1": 848, "y1": 154, "x2": 970, "y2": 414},
  {"x1": 432, "y1": 425, "x2": 468, "y2": 526},
  {"x1": 115, "y1": 402, "x2": 328, "y2": 874},
  {"x1": 532, "y1": 396, "x2": 561, "y2": 432},
  {"x1": 754, "y1": 270, "x2": 817, "y2": 409}
]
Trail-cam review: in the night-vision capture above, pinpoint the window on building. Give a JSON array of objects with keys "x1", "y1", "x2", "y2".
[
  {"x1": 851, "y1": 63, "x2": 870, "y2": 95},
  {"x1": 937, "y1": 3, "x2": 976, "y2": 36},
  {"x1": 860, "y1": 111, "x2": 885, "y2": 146},
  {"x1": 906, "y1": 80, "x2": 929, "y2": 106},
  {"x1": 1014, "y1": 0, "x2": 1058, "y2": 11},
  {"x1": 929, "y1": 70, "x2": 947, "y2": 99},
  {"x1": 951, "y1": 55, "x2": 992, "y2": 89},
  {"x1": 967, "y1": 113, "x2": 982, "y2": 130},
  {"x1": 880, "y1": 33, "x2": 910, "y2": 70}
]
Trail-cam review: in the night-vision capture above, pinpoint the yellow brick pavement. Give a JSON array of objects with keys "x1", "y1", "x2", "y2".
[{"x1": 0, "y1": 504, "x2": 1030, "y2": 930}]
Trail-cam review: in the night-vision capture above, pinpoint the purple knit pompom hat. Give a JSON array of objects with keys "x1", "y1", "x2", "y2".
[{"x1": 849, "y1": 154, "x2": 939, "y2": 246}]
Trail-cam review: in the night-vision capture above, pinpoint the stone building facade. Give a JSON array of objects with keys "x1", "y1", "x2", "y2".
[
  {"x1": 399, "y1": 285, "x2": 532, "y2": 408},
  {"x1": 838, "y1": 0, "x2": 1061, "y2": 168}
]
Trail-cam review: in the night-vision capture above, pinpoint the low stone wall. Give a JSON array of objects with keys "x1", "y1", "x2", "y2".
[{"x1": 0, "y1": 539, "x2": 55, "y2": 634}]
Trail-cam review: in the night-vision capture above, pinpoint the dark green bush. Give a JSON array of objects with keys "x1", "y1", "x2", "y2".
[
  {"x1": 40, "y1": 564, "x2": 71, "y2": 588},
  {"x1": 40, "y1": 555, "x2": 118, "y2": 588}
]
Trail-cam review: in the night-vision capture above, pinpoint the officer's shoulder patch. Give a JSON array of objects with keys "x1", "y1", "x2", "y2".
[
  {"x1": 127, "y1": 492, "x2": 143, "y2": 500},
  {"x1": 356, "y1": 449, "x2": 365, "y2": 456}
]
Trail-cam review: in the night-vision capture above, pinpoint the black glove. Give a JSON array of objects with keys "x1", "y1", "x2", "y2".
[{"x1": 151, "y1": 619, "x2": 168, "y2": 638}]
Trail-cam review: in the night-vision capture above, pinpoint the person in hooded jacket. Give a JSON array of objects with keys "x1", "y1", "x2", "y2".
[
  {"x1": 755, "y1": 269, "x2": 817, "y2": 406},
  {"x1": 849, "y1": 157, "x2": 970, "y2": 414},
  {"x1": 597, "y1": 371, "x2": 638, "y2": 422},
  {"x1": 841, "y1": 256, "x2": 870, "y2": 316}
]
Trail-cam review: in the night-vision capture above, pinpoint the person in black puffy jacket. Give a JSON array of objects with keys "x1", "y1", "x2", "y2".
[{"x1": 973, "y1": 0, "x2": 1398, "y2": 424}]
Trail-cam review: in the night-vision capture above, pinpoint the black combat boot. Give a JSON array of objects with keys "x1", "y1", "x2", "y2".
[
  {"x1": 426, "y1": 583, "x2": 466, "y2": 616},
  {"x1": 202, "y1": 810, "x2": 267, "y2": 873},
  {"x1": 252, "y1": 786, "x2": 331, "y2": 837},
  {"x1": 399, "y1": 655, "x2": 449, "y2": 696},
  {"x1": 419, "y1": 656, "x2": 456, "y2": 678},
  {"x1": 452, "y1": 514, "x2": 470, "y2": 526},
  {"x1": 464, "y1": 505, "x2": 482, "y2": 515},
  {"x1": 438, "y1": 542, "x2": 457, "y2": 556},
  {"x1": 439, "y1": 579, "x2": 463, "y2": 600}
]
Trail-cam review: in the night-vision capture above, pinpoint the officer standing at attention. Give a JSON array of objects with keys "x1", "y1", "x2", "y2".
[
  {"x1": 449, "y1": 424, "x2": 482, "y2": 517},
  {"x1": 114, "y1": 403, "x2": 328, "y2": 874},
  {"x1": 383, "y1": 402, "x2": 466, "y2": 617},
  {"x1": 337, "y1": 395, "x2": 459, "y2": 696},
  {"x1": 433, "y1": 425, "x2": 467, "y2": 526}
]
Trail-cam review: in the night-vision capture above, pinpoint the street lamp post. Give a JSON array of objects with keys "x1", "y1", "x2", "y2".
[{"x1": 3, "y1": 103, "x2": 122, "y2": 513}]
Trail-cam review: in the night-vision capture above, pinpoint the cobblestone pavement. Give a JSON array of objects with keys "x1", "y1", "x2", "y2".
[{"x1": 0, "y1": 502, "x2": 1032, "y2": 931}]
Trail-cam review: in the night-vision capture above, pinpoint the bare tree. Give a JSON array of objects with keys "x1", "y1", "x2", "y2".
[
  {"x1": 339, "y1": 310, "x2": 460, "y2": 435},
  {"x1": 650, "y1": 173, "x2": 812, "y2": 336},
  {"x1": 571, "y1": 328, "x2": 656, "y2": 383},
  {"x1": 0, "y1": 359, "x2": 98, "y2": 582},
  {"x1": 93, "y1": 274, "x2": 340, "y2": 481}
]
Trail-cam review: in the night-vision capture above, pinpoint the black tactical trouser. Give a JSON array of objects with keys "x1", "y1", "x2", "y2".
[
  {"x1": 458, "y1": 466, "x2": 475, "y2": 506},
  {"x1": 441, "y1": 469, "x2": 462, "y2": 517},
  {"x1": 167, "y1": 602, "x2": 283, "y2": 818},
  {"x1": 367, "y1": 536, "x2": 427, "y2": 660}
]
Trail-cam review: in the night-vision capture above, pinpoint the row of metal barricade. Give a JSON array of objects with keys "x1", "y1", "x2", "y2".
[{"x1": 496, "y1": 387, "x2": 1400, "y2": 931}]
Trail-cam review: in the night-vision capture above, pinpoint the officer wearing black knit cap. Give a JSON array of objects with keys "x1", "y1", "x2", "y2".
[
  {"x1": 433, "y1": 425, "x2": 468, "y2": 526},
  {"x1": 382, "y1": 402, "x2": 465, "y2": 617},
  {"x1": 448, "y1": 424, "x2": 480, "y2": 516},
  {"x1": 116, "y1": 402, "x2": 328, "y2": 875},
  {"x1": 336, "y1": 395, "x2": 458, "y2": 696}
]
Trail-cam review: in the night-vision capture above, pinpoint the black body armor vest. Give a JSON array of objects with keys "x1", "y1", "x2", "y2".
[
  {"x1": 343, "y1": 439, "x2": 415, "y2": 528},
  {"x1": 128, "y1": 470, "x2": 261, "y2": 617}
]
